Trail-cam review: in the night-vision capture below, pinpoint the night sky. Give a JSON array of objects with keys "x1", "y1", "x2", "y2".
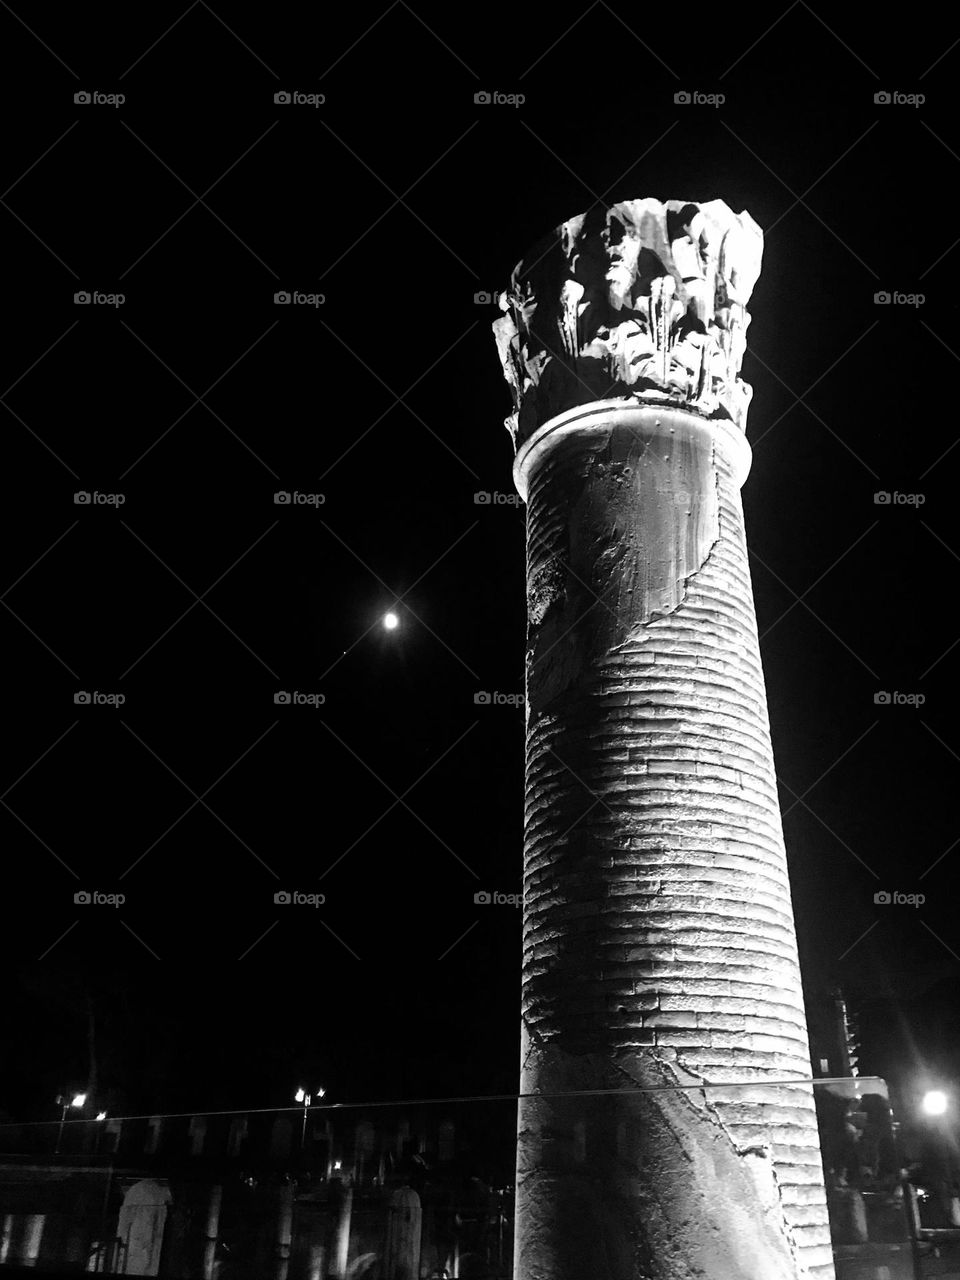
[{"x1": 1, "y1": 2, "x2": 957, "y2": 1128}]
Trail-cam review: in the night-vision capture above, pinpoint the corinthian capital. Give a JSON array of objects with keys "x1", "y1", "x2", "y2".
[{"x1": 493, "y1": 198, "x2": 763, "y2": 448}]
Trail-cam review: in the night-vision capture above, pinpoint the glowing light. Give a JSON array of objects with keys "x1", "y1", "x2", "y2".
[
  {"x1": 923, "y1": 1090, "x2": 948, "y2": 1116},
  {"x1": 70, "y1": 1094, "x2": 86, "y2": 1108},
  {"x1": 294, "y1": 1088, "x2": 306, "y2": 1103},
  {"x1": 317, "y1": 1087, "x2": 326, "y2": 1098},
  {"x1": 333, "y1": 1160, "x2": 342, "y2": 1171},
  {"x1": 383, "y1": 612, "x2": 399, "y2": 631},
  {"x1": 96, "y1": 1112, "x2": 107, "y2": 1122}
]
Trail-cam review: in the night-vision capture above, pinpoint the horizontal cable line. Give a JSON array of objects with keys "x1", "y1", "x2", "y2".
[{"x1": 0, "y1": 1076, "x2": 886, "y2": 1129}]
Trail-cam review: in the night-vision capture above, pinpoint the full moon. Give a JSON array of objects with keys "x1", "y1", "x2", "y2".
[{"x1": 383, "y1": 612, "x2": 399, "y2": 631}]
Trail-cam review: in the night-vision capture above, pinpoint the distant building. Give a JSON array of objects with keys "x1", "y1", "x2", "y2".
[
  {"x1": 0, "y1": 1105, "x2": 514, "y2": 1277},
  {"x1": 809, "y1": 986, "x2": 860, "y2": 1079}
]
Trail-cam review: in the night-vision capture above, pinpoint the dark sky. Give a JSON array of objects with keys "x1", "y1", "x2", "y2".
[{"x1": 1, "y1": 2, "x2": 957, "y2": 1125}]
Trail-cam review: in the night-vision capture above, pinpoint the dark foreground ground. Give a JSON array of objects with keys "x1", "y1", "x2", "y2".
[{"x1": 922, "y1": 1235, "x2": 960, "y2": 1276}]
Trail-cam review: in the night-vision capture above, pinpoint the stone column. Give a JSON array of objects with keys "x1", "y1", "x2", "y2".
[
  {"x1": 274, "y1": 1184, "x2": 294, "y2": 1280},
  {"x1": 0, "y1": 1215, "x2": 13, "y2": 1266},
  {"x1": 202, "y1": 1184, "x2": 222, "y2": 1280},
  {"x1": 18, "y1": 1214, "x2": 45, "y2": 1267},
  {"x1": 493, "y1": 200, "x2": 834, "y2": 1280},
  {"x1": 117, "y1": 1179, "x2": 172, "y2": 1276},
  {"x1": 384, "y1": 1188, "x2": 422, "y2": 1280},
  {"x1": 333, "y1": 1183, "x2": 353, "y2": 1278}
]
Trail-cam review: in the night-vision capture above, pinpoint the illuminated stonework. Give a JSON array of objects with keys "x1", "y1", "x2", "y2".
[
  {"x1": 493, "y1": 198, "x2": 762, "y2": 447},
  {"x1": 495, "y1": 201, "x2": 835, "y2": 1280}
]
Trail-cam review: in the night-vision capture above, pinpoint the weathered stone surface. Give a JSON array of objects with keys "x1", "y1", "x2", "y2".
[
  {"x1": 493, "y1": 199, "x2": 762, "y2": 449},
  {"x1": 495, "y1": 201, "x2": 832, "y2": 1280},
  {"x1": 384, "y1": 1188, "x2": 422, "y2": 1280}
]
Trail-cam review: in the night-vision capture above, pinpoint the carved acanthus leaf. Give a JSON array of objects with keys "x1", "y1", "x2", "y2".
[{"x1": 493, "y1": 199, "x2": 763, "y2": 448}]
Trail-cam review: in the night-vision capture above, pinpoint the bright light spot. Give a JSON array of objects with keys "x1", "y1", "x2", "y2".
[
  {"x1": 923, "y1": 1090, "x2": 948, "y2": 1116},
  {"x1": 383, "y1": 611, "x2": 399, "y2": 631},
  {"x1": 333, "y1": 1160, "x2": 342, "y2": 1171},
  {"x1": 294, "y1": 1088, "x2": 306, "y2": 1104},
  {"x1": 71, "y1": 1094, "x2": 87, "y2": 1108},
  {"x1": 96, "y1": 1112, "x2": 107, "y2": 1122},
  {"x1": 317, "y1": 1087, "x2": 326, "y2": 1098}
]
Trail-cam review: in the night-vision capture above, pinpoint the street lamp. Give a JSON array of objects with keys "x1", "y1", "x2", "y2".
[
  {"x1": 294, "y1": 1087, "x2": 325, "y2": 1151},
  {"x1": 916, "y1": 1088, "x2": 960, "y2": 1228},
  {"x1": 93, "y1": 1112, "x2": 108, "y2": 1157},
  {"x1": 923, "y1": 1090, "x2": 949, "y2": 1117},
  {"x1": 55, "y1": 1092, "x2": 87, "y2": 1154}
]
